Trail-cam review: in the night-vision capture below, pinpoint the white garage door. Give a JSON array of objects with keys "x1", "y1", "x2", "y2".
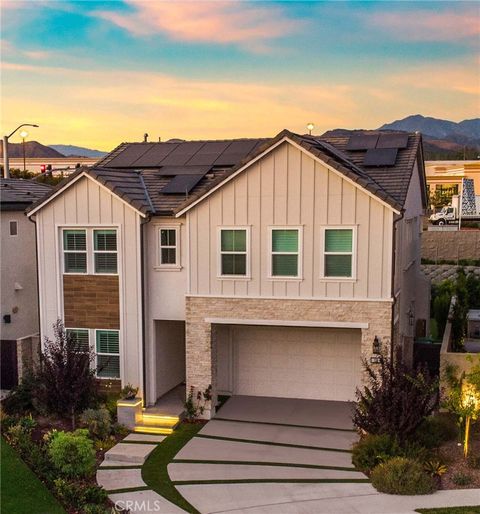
[{"x1": 231, "y1": 325, "x2": 362, "y2": 402}]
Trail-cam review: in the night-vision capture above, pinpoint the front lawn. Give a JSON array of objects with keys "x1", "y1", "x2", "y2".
[
  {"x1": 416, "y1": 507, "x2": 480, "y2": 514},
  {"x1": 142, "y1": 422, "x2": 205, "y2": 514},
  {"x1": 1, "y1": 437, "x2": 66, "y2": 514}
]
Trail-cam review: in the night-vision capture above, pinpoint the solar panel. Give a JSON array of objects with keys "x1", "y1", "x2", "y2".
[
  {"x1": 161, "y1": 174, "x2": 205, "y2": 194},
  {"x1": 346, "y1": 134, "x2": 379, "y2": 150},
  {"x1": 130, "y1": 144, "x2": 178, "y2": 167},
  {"x1": 158, "y1": 165, "x2": 211, "y2": 176},
  {"x1": 105, "y1": 144, "x2": 152, "y2": 167},
  {"x1": 214, "y1": 140, "x2": 258, "y2": 166},
  {"x1": 160, "y1": 142, "x2": 206, "y2": 166},
  {"x1": 363, "y1": 148, "x2": 398, "y2": 167},
  {"x1": 185, "y1": 141, "x2": 231, "y2": 166},
  {"x1": 376, "y1": 133, "x2": 409, "y2": 149}
]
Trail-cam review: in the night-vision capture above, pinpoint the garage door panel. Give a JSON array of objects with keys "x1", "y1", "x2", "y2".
[{"x1": 232, "y1": 326, "x2": 362, "y2": 402}]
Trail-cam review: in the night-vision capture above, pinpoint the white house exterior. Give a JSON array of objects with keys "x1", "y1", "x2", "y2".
[{"x1": 27, "y1": 130, "x2": 429, "y2": 417}]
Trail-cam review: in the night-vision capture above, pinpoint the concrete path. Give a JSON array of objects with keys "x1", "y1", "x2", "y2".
[
  {"x1": 177, "y1": 482, "x2": 480, "y2": 514},
  {"x1": 216, "y1": 396, "x2": 354, "y2": 430},
  {"x1": 175, "y1": 437, "x2": 354, "y2": 468},
  {"x1": 104, "y1": 442, "x2": 157, "y2": 465},
  {"x1": 199, "y1": 419, "x2": 357, "y2": 450},
  {"x1": 109, "y1": 489, "x2": 186, "y2": 514},
  {"x1": 123, "y1": 433, "x2": 166, "y2": 443},
  {"x1": 169, "y1": 463, "x2": 365, "y2": 482},
  {"x1": 97, "y1": 468, "x2": 145, "y2": 490}
]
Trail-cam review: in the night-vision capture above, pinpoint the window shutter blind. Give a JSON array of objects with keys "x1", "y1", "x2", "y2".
[
  {"x1": 325, "y1": 230, "x2": 352, "y2": 252},
  {"x1": 96, "y1": 331, "x2": 119, "y2": 354},
  {"x1": 97, "y1": 355, "x2": 120, "y2": 378},
  {"x1": 272, "y1": 230, "x2": 298, "y2": 252},
  {"x1": 221, "y1": 254, "x2": 246, "y2": 275},
  {"x1": 272, "y1": 255, "x2": 298, "y2": 276},
  {"x1": 65, "y1": 253, "x2": 87, "y2": 273},
  {"x1": 325, "y1": 254, "x2": 352, "y2": 277},
  {"x1": 221, "y1": 230, "x2": 246, "y2": 252},
  {"x1": 66, "y1": 329, "x2": 89, "y2": 352},
  {"x1": 95, "y1": 254, "x2": 118, "y2": 273},
  {"x1": 64, "y1": 230, "x2": 86, "y2": 251},
  {"x1": 94, "y1": 230, "x2": 117, "y2": 251}
]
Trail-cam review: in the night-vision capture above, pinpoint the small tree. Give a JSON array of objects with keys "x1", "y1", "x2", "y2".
[
  {"x1": 36, "y1": 320, "x2": 98, "y2": 428},
  {"x1": 353, "y1": 351, "x2": 438, "y2": 443}
]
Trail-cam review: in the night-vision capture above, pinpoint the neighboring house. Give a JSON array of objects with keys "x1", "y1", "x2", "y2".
[
  {"x1": 27, "y1": 129, "x2": 429, "y2": 417},
  {"x1": 0, "y1": 178, "x2": 51, "y2": 388}
]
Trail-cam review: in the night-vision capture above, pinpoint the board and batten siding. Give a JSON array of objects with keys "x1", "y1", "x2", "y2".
[
  {"x1": 187, "y1": 141, "x2": 394, "y2": 300},
  {"x1": 35, "y1": 175, "x2": 144, "y2": 393}
]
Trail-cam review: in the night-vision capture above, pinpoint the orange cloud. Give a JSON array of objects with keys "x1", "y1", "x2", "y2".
[
  {"x1": 95, "y1": 0, "x2": 304, "y2": 52},
  {"x1": 367, "y1": 7, "x2": 480, "y2": 42}
]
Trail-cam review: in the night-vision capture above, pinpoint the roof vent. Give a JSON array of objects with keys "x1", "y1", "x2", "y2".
[{"x1": 166, "y1": 138, "x2": 185, "y2": 143}]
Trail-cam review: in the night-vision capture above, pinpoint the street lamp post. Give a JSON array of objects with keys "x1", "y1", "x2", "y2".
[
  {"x1": 20, "y1": 130, "x2": 29, "y2": 173},
  {"x1": 3, "y1": 123, "x2": 39, "y2": 178}
]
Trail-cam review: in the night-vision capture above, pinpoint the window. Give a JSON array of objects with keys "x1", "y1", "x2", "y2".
[
  {"x1": 66, "y1": 328, "x2": 90, "y2": 352},
  {"x1": 159, "y1": 228, "x2": 178, "y2": 266},
  {"x1": 63, "y1": 229, "x2": 87, "y2": 273},
  {"x1": 323, "y1": 228, "x2": 354, "y2": 278},
  {"x1": 96, "y1": 330, "x2": 120, "y2": 379},
  {"x1": 94, "y1": 230, "x2": 117, "y2": 274},
  {"x1": 9, "y1": 221, "x2": 17, "y2": 236},
  {"x1": 219, "y1": 229, "x2": 248, "y2": 276},
  {"x1": 270, "y1": 228, "x2": 300, "y2": 278}
]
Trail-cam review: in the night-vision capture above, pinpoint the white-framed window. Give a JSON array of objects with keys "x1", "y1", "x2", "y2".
[
  {"x1": 9, "y1": 220, "x2": 18, "y2": 236},
  {"x1": 218, "y1": 227, "x2": 250, "y2": 278},
  {"x1": 93, "y1": 229, "x2": 118, "y2": 274},
  {"x1": 269, "y1": 227, "x2": 302, "y2": 279},
  {"x1": 158, "y1": 226, "x2": 180, "y2": 268},
  {"x1": 96, "y1": 330, "x2": 120, "y2": 379},
  {"x1": 320, "y1": 226, "x2": 356, "y2": 279},
  {"x1": 63, "y1": 229, "x2": 87, "y2": 274},
  {"x1": 65, "y1": 328, "x2": 120, "y2": 379}
]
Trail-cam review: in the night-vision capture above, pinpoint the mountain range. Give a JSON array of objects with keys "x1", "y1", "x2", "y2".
[{"x1": 1, "y1": 115, "x2": 478, "y2": 160}]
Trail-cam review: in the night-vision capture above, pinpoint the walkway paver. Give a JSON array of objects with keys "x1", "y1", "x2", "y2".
[
  {"x1": 104, "y1": 442, "x2": 157, "y2": 464},
  {"x1": 217, "y1": 396, "x2": 354, "y2": 430},
  {"x1": 199, "y1": 419, "x2": 356, "y2": 450},
  {"x1": 100, "y1": 459, "x2": 141, "y2": 468},
  {"x1": 109, "y1": 489, "x2": 187, "y2": 514},
  {"x1": 97, "y1": 468, "x2": 145, "y2": 491},
  {"x1": 123, "y1": 433, "x2": 166, "y2": 443},
  {"x1": 168, "y1": 463, "x2": 366, "y2": 482},
  {"x1": 176, "y1": 482, "x2": 480, "y2": 514},
  {"x1": 175, "y1": 437, "x2": 354, "y2": 468}
]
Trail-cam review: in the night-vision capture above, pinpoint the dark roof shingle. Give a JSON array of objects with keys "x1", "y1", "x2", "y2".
[{"x1": 1, "y1": 178, "x2": 51, "y2": 211}]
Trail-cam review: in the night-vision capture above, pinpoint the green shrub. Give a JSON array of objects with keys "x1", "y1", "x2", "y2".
[
  {"x1": 54, "y1": 478, "x2": 85, "y2": 509},
  {"x1": 371, "y1": 457, "x2": 436, "y2": 495},
  {"x1": 54, "y1": 479, "x2": 108, "y2": 510},
  {"x1": 83, "y1": 504, "x2": 110, "y2": 514},
  {"x1": 83, "y1": 484, "x2": 108, "y2": 504},
  {"x1": 352, "y1": 434, "x2": 401, "y2": 472},
  {"x1": 2, "y1": 372, "x2": 41, "y2": 415},
  {"x1": 18, "y1": 414, "x2": 37, "y2": 433},
  {"x1": 415, "y1": 414, "x2": 458, "y2": 449},
  {"x1": 452, "y1": 472, "x2": 473, "y2": 486},
  {"x1": 81, "y1": 408, "x2": 112, "y2": 440},
  {"x1": 48, "y1": 429, "x2": 96, "y2": 478}
]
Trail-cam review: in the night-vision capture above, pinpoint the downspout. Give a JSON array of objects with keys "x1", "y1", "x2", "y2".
[
  {"x1": 391, "y1": 210, "x2": 405, "y2": 362},
  {"x1": 27, "y1": 212, "x2": 42, "y2": 355},
  {"x1": 140, "y1": 214, "x2": 151, "y2": 406}
]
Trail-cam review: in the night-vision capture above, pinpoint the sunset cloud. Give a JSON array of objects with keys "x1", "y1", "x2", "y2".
[
  {"x1": 366, "y1": 7, "x2": 479, "y2": 42},
  {"x1": 95, "y1": 1, "x2": 304, "y2": 52}
]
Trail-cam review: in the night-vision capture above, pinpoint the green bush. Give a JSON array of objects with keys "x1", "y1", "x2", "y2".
[
  {"x1": 452, "y1": 472, "x2": 473, "y2": 486},
  {"x1": 80, "y1": 408, "x2": 112, "y2": 440},
  {"x1": 352, "y1": 434, "x2": 401, "y2": 472},
  {"x1": 54, "y1": 479, "x2": 108, "y2": 510},
  {"x1": 48, "y1": 429, "x2": 96, "y2": 478},
  {"x1": 2, "y1": 372, "x2": 41, "y2": 415},
  {"x1": 371, "y1": 457, "x2": 436, "y2": 495},
  {"x1": 415, "y1": 414, "x2": 458, "y2": 449}
]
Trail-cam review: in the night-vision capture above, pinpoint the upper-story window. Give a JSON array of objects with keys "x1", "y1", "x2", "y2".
[
  {"x1": 63, "y1": 229, "x2": 87, "y2": 273},
  {"x1": 94, "y1": 230, "x2": 118, "y2": 274},
  {"x1": 270, "y1": 228, "x2": 302, "y2": 278},
  {"x1": 219, "y1": 228, "x2": 249, "y2": 277},
  {"x1": 159, "y1": 228, "x2": 179, "y2": 267},
  {"x1": 322, "y1": 227, "x2": 355, "y2": 279},
  {"x1": 62, "y1": 228, "x2": 117, "y2": 275},
  {"x1": 9, "y1": 221, "x2": 18, "y2": 236}
]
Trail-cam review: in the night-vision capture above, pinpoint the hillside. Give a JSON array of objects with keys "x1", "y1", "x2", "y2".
[
  {"x1": 0, "y1": 141, "x2": 65, "y2": 158},
  {"x1": 48, "y1": 145, "x2": 107, "y2": 158}
]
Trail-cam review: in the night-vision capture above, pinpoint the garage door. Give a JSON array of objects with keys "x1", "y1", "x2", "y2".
[{"x1": 231, "y1": 325, "x2": 362, "y2": 402}]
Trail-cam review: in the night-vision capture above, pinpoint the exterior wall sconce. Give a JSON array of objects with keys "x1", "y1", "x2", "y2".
[
  {"x1": 408, "y1": 308, "x2": 415, "y2": 326},
  {"x1": 373, "y1": 336, "x2": 381, "y2": 354}
]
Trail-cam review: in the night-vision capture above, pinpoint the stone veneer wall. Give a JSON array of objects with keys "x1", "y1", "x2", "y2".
[
  {"x1": 421, "y1": 265, "x2": 480, "y2": 284},
  {"x1": 422, "y1": 231, "x2": 480, "y2": 262},
  {"x1": 63, "y1": 275, "x2": 120, "y2": 329},
  {"x1": 185, "y1": 296, "x2": 392, "y2": 418}
]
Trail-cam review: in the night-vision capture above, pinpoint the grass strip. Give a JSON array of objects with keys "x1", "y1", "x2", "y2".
[
  {"x1": 173, "y1": 459, "x2": 357, "y2": 471},
  {"x1": 174, "y1": 478, "x2": 370, "y2": 485},
  {"x1": 416, "y1": 508, "x2": 480, "y2": 514},
  {"x1": 107, "y1": 486, "x2": 150, "y2": 494},
  {"x1": 214, "y1": 417, "x2": 356, "y2": 432},
  {"x1": 1, "y1": 437, "x2": 66, "y2": 514},
  {"x1": 196, "y1": 433, "x2": 352, "y2": 453},
  {"x1": 99, "y1": 465, "x2": 142, "y2": 469},
  {"x1": 142, "y1": 422, "x2": 204, "y2": 514}
]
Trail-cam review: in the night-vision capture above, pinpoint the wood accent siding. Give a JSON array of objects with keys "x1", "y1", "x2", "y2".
[{"x1": 63, "y1": 275, "x2": 120, "y2": 329}]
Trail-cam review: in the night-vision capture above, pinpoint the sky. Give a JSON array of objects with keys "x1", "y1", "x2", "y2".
[{"x1": 1, "y1": 0, "x2": 479, "y2": 150}]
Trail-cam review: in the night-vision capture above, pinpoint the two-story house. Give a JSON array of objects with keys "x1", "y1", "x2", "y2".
[{"x1": 27, "y1": 129, "x2": 429, "y2": 419}]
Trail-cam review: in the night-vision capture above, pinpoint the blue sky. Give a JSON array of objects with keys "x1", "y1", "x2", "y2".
[{"x1": 1, "y1": 1, "x2": 478, "y2": 148}]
